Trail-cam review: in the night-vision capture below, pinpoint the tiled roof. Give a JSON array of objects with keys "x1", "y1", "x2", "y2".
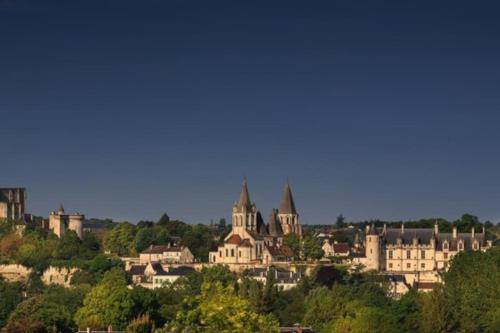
[
  {"x1": 226, "y1": 234, "x2": 243, "y2": 244},
  {"x1": 333, "y1": 243, "x2": 350, "y2": 253},
  {"x1": 266, "y1": 245, "x2": 293, "y2": 258},
  {"x1": 415, "y1": 282, "x2": 436, "y2": 290}
]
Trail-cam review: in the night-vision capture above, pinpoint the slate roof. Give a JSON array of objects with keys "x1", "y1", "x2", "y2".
[
  {"x1": 267, "y1": 209, "x2": 284, "y2": 236},
  {"x1": 129, "y1": 265, "x2": 146, "y2": 275},
  {"x1": 235, "y1": 180, "x2": 253, "y2": 212},
  {"x1": 141, "y1": 245, "x2": 171, "y2": 254},
  {"x1": 279, "y1": 183, "x2": 297, "y2": 215},
  {"x1": 161, "y1": 266, "x2": 196, "y2": 276},
  {"x1": 256, "y1": 212, "x2": 269, "y2": 236}
]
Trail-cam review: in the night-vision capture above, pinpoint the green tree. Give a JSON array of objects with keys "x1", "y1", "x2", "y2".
[
  {"x1": 104, "y1": 223, "x2": 137, "y2": 256},
  {"x1": 283, "y1": 234, "x2": 301, "y2": 261},
  {"x1": 75, "y1": 268, "x2": 135, "y2": 330},
  {"x1": 302, "y1": 236, "x2": 324, "y2": 261},
  {"x1": 126, "y1": 314, "x2": 154, "y2": 333},
  {"x1": 169, "y1": 282, "x2": 279, "y2": 333},
  {"x1": 0, "y1": 278, "x2": 23, "y2": 328},
  {"x1": 52, "y1": 231, "x2": 82, "y2": 260}
]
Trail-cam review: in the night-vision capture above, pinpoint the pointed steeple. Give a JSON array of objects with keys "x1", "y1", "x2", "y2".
[
  {"x1": 236, "y1": 179, "x2": 252, "y2": 211},
  {"x1": 267, "y1": 209, "x2": 283, "y2": 236},
  {"x1": 279, "y1": 182, "x2": 297, "y2": 214},
  {"x1": 58, "y1": 204, "x2": 65, "y2": 214}
]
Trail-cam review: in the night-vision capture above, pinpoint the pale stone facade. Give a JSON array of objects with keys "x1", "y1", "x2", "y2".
[
  {"x1": 49, "y1": 205, "x2": 84, "y2": 239},
  {"x1": 0, "y1": 188, "x2": 26, "y2": 221},
  {"x1": 209, "y1": 181, "x2": 301, "y2": 264},
  {"x1": 353, "y1": 223, "x2": 493, "y2": 292},
  {"x1": 139, "y1": 245, "x2": 194, "y2": 264}
]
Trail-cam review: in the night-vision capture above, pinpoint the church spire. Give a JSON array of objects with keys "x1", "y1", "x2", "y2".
[
  {"x1": 236, "y1": 179, "x2": 252, "y2": 212},
  {"x1": 279, "y1": 182, "x2": 297, "y2": 215}
]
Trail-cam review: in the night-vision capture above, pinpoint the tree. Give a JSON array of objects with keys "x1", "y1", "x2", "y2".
[
  {"x1": 104, "y1": 223, "x2": 137, "y2": 256},
  {"x1": 283, "y1": 234, "x2": 301, "y2": 261},
  {"x1": 52, "y1": 231, "x2": 82, "y2": 260},
  {"x1": 75, "y1": 268, "x2": 135, "y2": 330},
  {"x1": 0, "y1": 278, "x2": 23, "y2": 328},
  {"x1": 335, "y1": 214, "x2": 346, "y2": 229},
  {"x1": 157, "y1": 213, "x2": 171, "y2": 226},
  {"x1": 0, "y1": 232, "x2": 22, "y2": 259},
  {"x1": 126, "y1": 314, "x2": 154, "y2": 333},
  {"x1": 302, "y1": 236, "x2": 324, "y2": 261},
  {"x1": 168, "y1": 282, "x2": 279, "y2": 333}
]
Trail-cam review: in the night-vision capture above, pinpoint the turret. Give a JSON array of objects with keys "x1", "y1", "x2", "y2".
[
  {"x1": 365, "y1": 224, "x2": 380, "y2": 271},
  {"x1": 232, "y1": 180, "x2": 257, "y2": 237}
]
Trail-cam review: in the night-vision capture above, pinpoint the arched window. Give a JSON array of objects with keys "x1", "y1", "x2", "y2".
[
  {"x1": 231, "y1": 249, "x2": 234, "y2": 257},
  {"x1": 473, "y1": 242, "x2": 479, "y2": 250},
  {"x1": 226, "y1": 249, "x2": 228, "y2": 256},
  {"x1": 443, "y1": 241, "x2": 448, "y2": 251},
  {"x1": 458, "y1": 241, "x2": 464, "y2": 251}
]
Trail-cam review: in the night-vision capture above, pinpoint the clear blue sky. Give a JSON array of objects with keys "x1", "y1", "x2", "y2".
[{"x1": 1, "y1": 0, "x2": 499, "y2": 224}]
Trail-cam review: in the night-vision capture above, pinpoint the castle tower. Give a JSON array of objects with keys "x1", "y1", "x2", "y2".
[
  {"x1": 0, "y1": 188, "x2": 27, "y2": 221},
  {"x1": 232, "y1": 180, "x2": 257, "y2": 237},
  {"x1": 365, "y1": 224, "x2": 381, "y2": 271},
  {"x1": 49, "y1": 204, "x2": 85, "y2": 239},
  {"x1": 277, "y1": 183, "x2": 302, "y2": 237}
]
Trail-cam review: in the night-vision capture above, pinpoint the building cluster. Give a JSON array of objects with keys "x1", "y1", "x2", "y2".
[
  {"x1": 0, "y1": 187, "x2": 85, "y2": 239},
  {"x1": 243, "y1": 267, "x2": 303, "y2": 290},
  {"x1": 353, "y1": 223, "x2": 493, "y2": 296},
  {"x1": 209, "y1": 181, "x2": 302, "y2": 265}
]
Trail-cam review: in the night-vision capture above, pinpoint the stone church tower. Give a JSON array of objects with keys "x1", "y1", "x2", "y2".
[
  {"x1": 277, "y1": 183, "x2": 302, "y2": 237},
  {"x1": 232, "y1": 180, "x2": 257, "y2": 237}
]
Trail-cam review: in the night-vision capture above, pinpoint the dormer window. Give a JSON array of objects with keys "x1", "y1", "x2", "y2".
[
  {"x1": 443, "y1": 241, "x2": 449, "y2": 251},
  {"x1": 473, "y1": 241, "x2": 479, "y2": 250},
  {"x1": 458, "y1": 241, "x2": 464, "y2": 251}
]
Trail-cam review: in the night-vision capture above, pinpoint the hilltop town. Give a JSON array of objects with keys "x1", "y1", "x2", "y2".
[{"x1": 0, "y1": 185, "x2": 499, "y2": 332}]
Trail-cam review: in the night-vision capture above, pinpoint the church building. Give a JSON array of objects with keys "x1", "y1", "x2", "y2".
[{"x1": 209, "y1": 181, "x2": 302, "y2": 264}]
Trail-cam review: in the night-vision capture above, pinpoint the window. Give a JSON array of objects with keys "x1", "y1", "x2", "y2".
[
  {"x1": 213, "y1": 255, "x2": 216, "y2": 262},
  {"x1": 473, "y1": 242, "x2": 479, "y2": 250},
  {"x1": 458, "y1": 242, "x2": 464, "y2": 251},
  {"x1": 406, "y1": 250, "x2": 411, "y2": 259},
  {"x1": 226, "y1": 249, "x2": 228, "y2": 256},
  {"x1": 389, "y1": 263, "x2": 393, "y2": 269},
  {"x1": 389, "y1": 250, "x2": 393, "y2": 259},
  {"x1": 406, "y1": 263, "x2": 411, "y2": 269},
  {"x1": 239, "y1": 251, "x2": 241, "y2": 257},
  {"x1": 219, "y1": 251, "x2": 222, "y2": 257},
  {"x1": 444, "y1": 253, "x2": 448, "y2": 259},
  {"x1": 231, "y1": 249, "x2": 235, "y2": 257},
  {"x1": 421, "y1": 250, "x2": 426, "y2": 259},
  {"x1": 443, "y1": 242, "x2": 448, "y2": 251},
  {"x1": 421, "y1": 263, "x2": 425, "y2": 269}
]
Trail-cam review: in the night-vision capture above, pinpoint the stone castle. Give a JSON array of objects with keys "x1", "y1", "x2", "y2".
[
  {"x1": 49, "y1": 205, "x2": 85, "y2": 239},
  {"x1": 0, "y1": 188, "x2": 26, "y2": 221},
  {"x1": 209, "y1": 181, "x2": 302, "y2": 264}
]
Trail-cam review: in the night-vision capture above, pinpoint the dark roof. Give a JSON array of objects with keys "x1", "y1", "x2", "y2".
[
  {"x1": 279, "y1": 183, "x2": 297, "y2": 215},
  {"x1": 246, "y1": 267, "x2": 302, "y2": 284},
  {"x1": 384, "y1": 228, "x2": 434, "y2": 244},
  {"x1": 239, "y1": 239, "x2": 253, "y2": 247},
  {"x1": 141, "y1": 245, "x2": 171, "y2": 254},
  {"x1": 226, "y1": 234, "x2": 243, "y2": 245},
  {"x1": 247, "y1": 230, "x2": 264, "y2": 241},
  {"x1": 266, "y1": 245, "x2": 293, "y2": 258},
  {"x1": 256, "y1": 212, "x2": 269, "y2": 236},
  {"x1": 129, "y1": 265, "x2": 146, "y2": 275},
  {"x1": 235, "y1": 180, "x2": 253, "y2": 212},
  {"x1": 267, "y1": 209, "x2": 284, "y2": 236},
  {"x1": 163, "y1": 246, "x2": 184, "y2": 252},
  {"x1": 280, "y1": 327, "x2": 314, "y2": 333},
  {"x1": 161, "y1": 266, "x2": 195, "y2": 276},
  {"x1": 333, "y1": 243, "x2": 350, "y2": 253}
]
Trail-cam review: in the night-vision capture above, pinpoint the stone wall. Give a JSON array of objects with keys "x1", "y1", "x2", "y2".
[
  {"x1": 42, "y1": 266, "x2": 80, "y2": 287},
  {"x1": 0, "y1": 264, "x2": 32, "y2": 282}
]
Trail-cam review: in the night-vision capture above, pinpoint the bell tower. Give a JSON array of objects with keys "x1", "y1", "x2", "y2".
[
  {"x1": 277, "y1": 182, "x2": 302, "y2": 237},
  {"x1": 232, "y1": 180, "x2": 257, "y2": 237}
]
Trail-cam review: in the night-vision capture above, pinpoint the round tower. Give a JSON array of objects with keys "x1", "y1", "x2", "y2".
[
  {"x1": 68, "y1": 213, "x2": 84, "y2": 239},
  {"x1": 365, "y1": 224, "x2": 380, "y2": 271}
]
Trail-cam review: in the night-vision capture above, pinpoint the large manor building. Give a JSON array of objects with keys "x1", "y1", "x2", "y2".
[
  {"x1": 48, "y1": 205, "x2": 85, "y2": 239},
  {"x1": 209, "y1": 181, "x2": 302, "y2": 264},
  {"x1": 354, "y1": 223, "x2": 493, "y2": 292}
]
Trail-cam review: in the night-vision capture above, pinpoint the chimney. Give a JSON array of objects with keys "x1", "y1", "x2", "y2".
[
  {"x1": 434, "y1": 221, "x2": 439, "y2": 235},
  {"x1": 383, "y1": 224, "x2": 387, "y2": 234},
  {"x1": 452, "y1": 226, "x2": 457, "y2": 239},
  {"x1": 365, "y1": 225, "x2": 370, "y2": 234},
  {"x1": 471, "y1": 227, "x2": 475, "y2": 238},
  {"x1": 401, "y1": 223, "x2": 405, "y2": 234}
]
